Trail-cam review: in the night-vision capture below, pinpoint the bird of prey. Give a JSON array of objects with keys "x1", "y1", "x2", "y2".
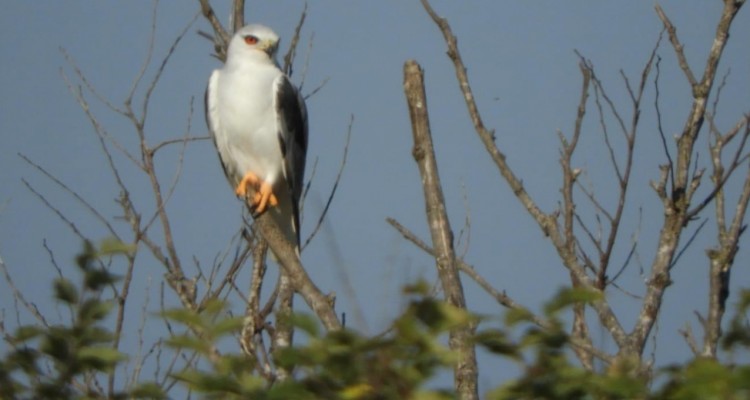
[{"x1": 206, "y1": 24, "x2": 308, "y2": 253}]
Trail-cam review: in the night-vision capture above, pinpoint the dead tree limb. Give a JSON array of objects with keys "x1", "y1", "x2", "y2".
[
  {"x1": 418, "y1": 0, "x2": 627, "y2": 353},
  {"x1": 631, "y1": 0, "x2": 745, "y2": 356},
  {"x1": 403, "y1": 59, "x2": 478, "y2": 400}
]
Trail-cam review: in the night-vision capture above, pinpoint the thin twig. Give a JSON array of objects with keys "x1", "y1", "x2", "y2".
[
  {"x1": 386, "y1": 217, "x2": 613, "y2": 364},
  {"x1": 302, "y1": 115, "x2": 353, "y2": 250},
  {"x1": 283, "y1": 3, "x2": 308, "y2": 77},
  {"x1": 18, "y1": 154, "x2": 119, "y2": 238},
  {"x1": 419, "y1": 0, "x2": 627, "y2": 349}
]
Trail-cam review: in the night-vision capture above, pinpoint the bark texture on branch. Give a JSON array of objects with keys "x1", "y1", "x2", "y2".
[
  {"x1": 253, "y1": 211, "x2": 341, "y2": 331},
  {"x1": 631, "y1": 0, "x2": 745, "y2": 356},
  {"x1": 403, "y1": 60, "x2": 478, "y2": 400}
]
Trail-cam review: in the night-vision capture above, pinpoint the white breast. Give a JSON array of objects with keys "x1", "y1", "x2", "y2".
[{"x1": 214, "y1": 62, "x2": 284, "y2": 185}]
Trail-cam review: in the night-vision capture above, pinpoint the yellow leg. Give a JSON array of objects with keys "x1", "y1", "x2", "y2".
[{"x1": 235, "y1": 172, "x2": 278, "y2": 214}]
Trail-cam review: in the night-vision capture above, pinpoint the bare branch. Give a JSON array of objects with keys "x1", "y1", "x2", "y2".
[
  {"x1": 240, "y1": 236, "x2": 267, "y2": 358},
  {"x1": 679, "y1": 323, "x2": 701, "y2": 356},
  {"x1": 631, "y1": 0, "x2": 745, "y2": 355},
  {"x1": 151, "y1": 135, "x2": 211, "y2": 156},
  {"x1": 654, "y1": 4, "x2": 698, "y2": 87},
  {"x1": 302, "y1": 115, "x2": 353, "y2": 251},
  {"x1": 387, "y1": 217, "x2": 614, "y2": 364},
  {"x1": 404, "y1": 59, "x2": 478, "y2": 399},
  {"x1": 653, "y1": 55, "x2": 676, "y2": 194},
  {"x1": 198, "y1": 0, "x2": 230, "y2": 61},
  {"x1": 0, "y1": 257, "x2": 49, "y2": 327},
  {"x1": 253, "y1": 211, "x2": 341, "y2": 331},
  {"x1": 136, "y1": 14, "x2": 198, "y2": 130},
  {"x1": 59, "y1": 48, "x2": 126, "y2": 116},
  {"x1": 418, "y1": 0, "x2": 627, "y2": 352},
  {"x1": 59, "y1": 68, "x2": 143, "y2": 170},
  {"x1": 21, "y1": 179, "x2": 89, "y2": 244},
  {"x1": 687, "y1": 115, "x2": 750, "y2": 219},
  {"x1": 19, "y1": 154, "x2": 119, "y2": 239},
  {"x1": 703, "y1": 116, "x2": 750, "y2": 357},
  {"x1": 558, "y1": 62, "x2": 596, "y2": 368},
  {"x1": 283, "y1": 3, "x2": 308, "y2": 77},
  {"x1": 125, "y1": 0, "x2": 159, "y2": 113},
  {"x1": 232, "y1": 0, "x2": 245, "y2": 33},
  {"x1": 272, "y1": 273, "x2": 295, "y2": 381}
]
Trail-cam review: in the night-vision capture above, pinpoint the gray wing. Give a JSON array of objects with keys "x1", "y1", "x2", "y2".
[{"x1": 274, "y1": 75, "x2": 308, "y2": 243}]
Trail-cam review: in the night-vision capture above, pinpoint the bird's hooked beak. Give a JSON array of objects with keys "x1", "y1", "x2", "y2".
[{"x1": 258, "y1": 39, "x2": 279, "y2": 57}]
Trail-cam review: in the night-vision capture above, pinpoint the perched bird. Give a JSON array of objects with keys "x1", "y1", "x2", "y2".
[{"x1": 206, "y1": 24, "x2": 308, "y2": 253}]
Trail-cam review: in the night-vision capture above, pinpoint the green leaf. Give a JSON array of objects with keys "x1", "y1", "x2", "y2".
[
  {"x1": 40, "y1": 328, "x2": 72, "y2": 362},
  {"x1": 237, "y1": 373, "x2": 266, "y2": 393},
  {"x1": 77, "y1": 346, "x2": 127, "y2": 370},
  {"x1": 200, "y1": 298, "x2": 228, "y2": 316},
  {"x1": 543, "y1": 287, "x2": 602, "y2": 316},
  {"x1": 173, "y1": 370, "x2": 240, "y2": 393},
  {"x1": 53, "y1": 278, "x2": 78, "y2": 304},
  {"x1": 76, "y1": 240, "x2": 97, "y2": 270},
  {"x1": 79, "y1": 326, "x2": 115, "y2": 345},
  {"x1": 288, "y1": 313, "x2": 321, "y2": 337},
  {"x1": 736, "y1": 289, "x2": 750, "y2": 311},
  {"x1": 207, "y1": 316, "x2": 243, "y2": 337},
  {"x1": 504, "y1": 307, "x2": 535, "y2": 326},
  {"x1": 267, "y1": 381, "x2": 316, "y2": 400},
  {"x1": 12, "y1": 325, "x2": 43, "y2": 343},
  {"x1": 129, "y1": 382, "x2": 167, "y2": 399},
  {"x1": 79, "y1": 299, "x2": 114, "y2": 323},
  {"x1": 98, "y1": 237, "x2": 136, "y2": 256},
  {"x1": 413, "y1": 299, "x2": 472, "y2": 332},
  {"x1": 84, "y1": 267, "x2": 119, "y2": 291},
  {"x1": 721, "y1": 289, "x2": 750, "y2": 351},
  {"x1": 7, "y1": 347, "x2": 40, "y2": 375},
  {"x1": 160, "y1": 308, "x2": 204, "y2": 327},
  {"x1": 474, "y1": 329, "x2": 520, "y2": 359},
  {"x1": 403, "y1": 280, "x2": 431, "y2": 296},
  {"x1": 165, "y1": 334, "x2": 210, "y2": 354},
  {"x1": 411, "y1": 390, "x2": 454, "y2": 400}
]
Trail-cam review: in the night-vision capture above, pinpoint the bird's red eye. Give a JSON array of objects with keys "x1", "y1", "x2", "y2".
[{"x1": 244, "y1": 35, "x2": 258, "y2": 45}]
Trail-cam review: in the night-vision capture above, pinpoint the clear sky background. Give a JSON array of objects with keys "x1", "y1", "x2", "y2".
[{"x1": 1, "y1": 1, "x2": 749, "y2": 393}]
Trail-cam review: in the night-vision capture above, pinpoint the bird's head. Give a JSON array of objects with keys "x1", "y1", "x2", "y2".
[{"x1": 227, "y1": 24, "x2": 280, "y2": 64}]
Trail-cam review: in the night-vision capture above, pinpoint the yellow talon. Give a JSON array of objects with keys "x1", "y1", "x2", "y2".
[{"x1": 235, "y1": 172, "x2": 278, "y2": 214}]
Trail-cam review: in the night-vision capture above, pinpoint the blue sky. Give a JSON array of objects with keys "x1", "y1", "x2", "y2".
[{"x1": 1, "y1": 1, "x2": 749, "y2": 393}]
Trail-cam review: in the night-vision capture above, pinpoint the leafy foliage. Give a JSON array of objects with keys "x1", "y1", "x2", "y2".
[
  {"x1": 0, "y1": 240, "x2": 163, "y2": 400},
  {"x1": 2, "y1": 244, "x2": 749, "y2": 399}
]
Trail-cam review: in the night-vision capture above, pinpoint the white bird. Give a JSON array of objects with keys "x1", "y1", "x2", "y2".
[{"x1": 206, "y1": 24, "x2": 308, "y2": 253}]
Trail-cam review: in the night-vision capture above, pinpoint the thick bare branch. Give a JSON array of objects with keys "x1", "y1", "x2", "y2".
[
  {"x1": 272, "y1": 273, "x2": 295, "y2": 381},
  {"x1": 403, "y1": 59, "x2": 478, "y2": 400},
  {"x1": 240, "y1": 236, "x2": 267, "y2": 358},
  {"x1": 198, "y1": 0, "x2": 230, "y2": 61},
  {"x1": 232, "y1": 0, "x2": 245, "y2": 33},
  {"x1": 253, "y1": 212, "x2": 341, "y2": 331}
]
